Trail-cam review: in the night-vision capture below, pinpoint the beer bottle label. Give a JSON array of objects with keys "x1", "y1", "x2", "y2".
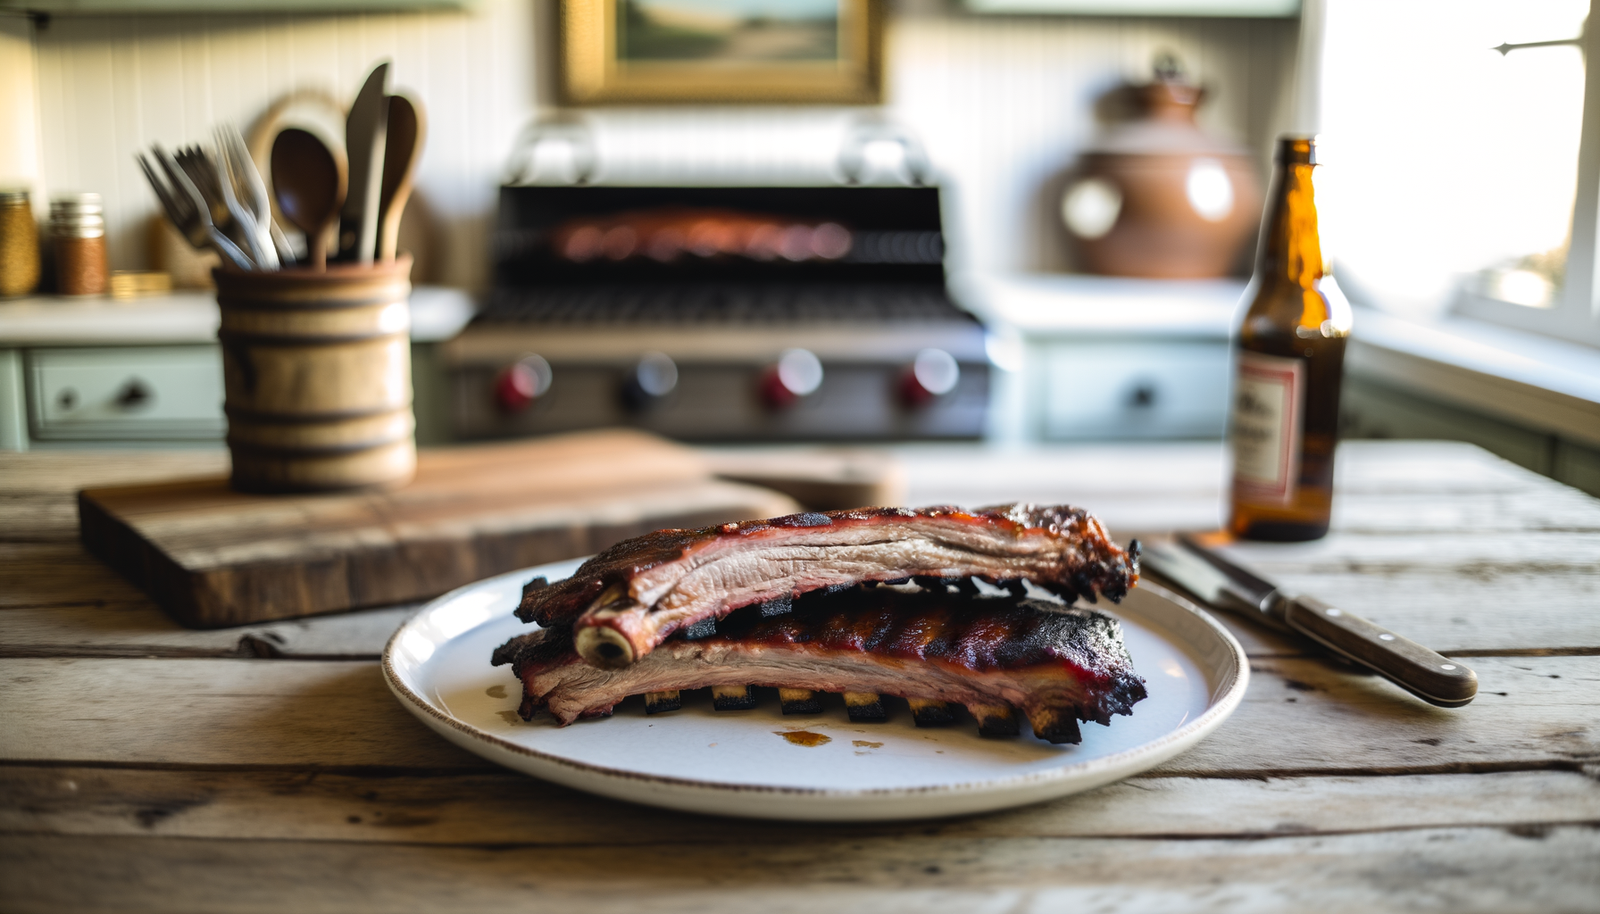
[{"x1": 1232, "y1": 351, "x2": 1304, "y2": 504}]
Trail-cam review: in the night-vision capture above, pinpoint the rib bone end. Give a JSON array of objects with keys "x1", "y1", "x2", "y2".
[
  {"x1": 778, "y1": 688, "x2": 823, "y2": 714},
  {"x1": 908, "y1": 698, "x2": 958, "y2": 727},
  {"x1": 1027, "y1": 706, "x2": 1083, "y2": 744},
  {"x1": 575, "y1": 625, "x2": 636, "y2": 669},
  {"x1": 970, "y1": 703, "x2": 1020, "y2": 738},
  {"x1": 843, "y1": 692, "x2": 887, "y2": 722},
  {"x1": 643, "y1": 690, "x2": 682, "y2": 714},
  {"x1": 711, "y1": 684, "x2": 757, "y2": 711}
]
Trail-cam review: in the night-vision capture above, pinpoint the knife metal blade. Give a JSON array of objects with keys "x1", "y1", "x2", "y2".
[
  {"x1": 1140, "y1": 538, "x2": 1290, "y2": 630},
  {"x1": 1141, "y1": 535, "x2": 1477, "y2": 709},
  {"x1": 337, "y1": 61, "x2": 390, "y2": 265}
]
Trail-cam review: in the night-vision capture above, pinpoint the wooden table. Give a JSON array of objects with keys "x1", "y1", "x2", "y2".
[{"x1": 3, "y1": 441, "x2": 1597, "y2": 912}]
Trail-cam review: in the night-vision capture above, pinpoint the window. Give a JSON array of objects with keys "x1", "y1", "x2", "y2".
[{"x1": 1319, "y1": 0, "x2": 1600, "y2": 347}]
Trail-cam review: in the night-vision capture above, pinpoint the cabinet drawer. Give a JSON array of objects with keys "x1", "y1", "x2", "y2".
[
  {"x1": 1039, "y1": 341, "x2": 1230, "y2": 440},
  {"x1": 28, "y1": 346, "x2": 225, "y2": 440}
]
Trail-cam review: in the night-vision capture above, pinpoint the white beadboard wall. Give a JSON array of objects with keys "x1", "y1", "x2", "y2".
[{"x1": 23, "y1": 1, "x2": 1297, "y2": 289}]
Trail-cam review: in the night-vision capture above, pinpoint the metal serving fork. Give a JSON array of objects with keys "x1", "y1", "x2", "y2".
[
  {"x1": 173, "y1": 145, "x2": 251, "y2": 255},
  {"x1": 208, "y1": 130, "x2": 276, "y2": 271},
  {"x1": 216, "y1": 125, "x2": 288, "y2": 269},
  {"x1": 136, "y1": 144, "x2": 254, "y2": 271}
]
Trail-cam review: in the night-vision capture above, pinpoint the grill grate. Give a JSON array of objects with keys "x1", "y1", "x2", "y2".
[{"x1": 475, "y1": 283, "x2": 973, "y2": 326}]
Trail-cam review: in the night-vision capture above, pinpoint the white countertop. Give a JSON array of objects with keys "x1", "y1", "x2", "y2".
[
  {"x1": 0, "y1": 286, "x2": 479, "y2": 346},
  {"x1": 950, "y1": 272, "x2": 1244, "y2": 337}
]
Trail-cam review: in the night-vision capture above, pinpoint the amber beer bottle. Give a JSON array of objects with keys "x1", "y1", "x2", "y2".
[{"x1": 1228, "y1": 136, "x2": 1352, "y2": 541}]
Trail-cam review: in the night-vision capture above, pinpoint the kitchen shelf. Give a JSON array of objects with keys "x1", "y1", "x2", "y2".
[
  {"x1": 963, "y1": 0, "x2": 1299, "y2": 17},
  {"x1": 1, "y1": 0, "x2": 472, "y2": 14}
]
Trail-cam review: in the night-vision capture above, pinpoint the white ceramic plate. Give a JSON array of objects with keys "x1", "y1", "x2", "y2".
[{"x1": 383, "y1": 559, "x2": 1248, "y2": 821}]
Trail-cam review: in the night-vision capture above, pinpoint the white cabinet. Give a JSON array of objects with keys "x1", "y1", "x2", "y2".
[
  {"x1": 1039, "y1": 339, "x2": 1231, "y2": 439},
  {"x1": 955, "y1": 272, "x2": 1243, "y2": 441},
  {"x1": 27, "y1": 346, "x2": 225, "y2": 441}
]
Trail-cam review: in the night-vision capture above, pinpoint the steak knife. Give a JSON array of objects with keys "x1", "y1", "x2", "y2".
[{"x1": 1141, "y1": 536, "x2": 1477, "y2": 708}]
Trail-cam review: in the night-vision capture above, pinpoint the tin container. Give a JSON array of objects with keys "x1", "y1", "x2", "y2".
[{"x1": 51, "y1": 193, "x2": 108, "y2": 296}]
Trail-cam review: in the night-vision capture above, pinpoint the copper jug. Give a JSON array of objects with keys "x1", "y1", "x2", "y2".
[{"x1": 1061, "y1": 58, "x2": 1261, "y2": 279}]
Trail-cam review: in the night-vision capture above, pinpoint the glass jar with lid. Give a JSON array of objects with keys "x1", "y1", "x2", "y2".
[
  {"x1": 51, "y1": 193, "x2": 108, "y2": 296},
  {"x1": 0, "y1": 188, "x2": 41, "y2": 298}
]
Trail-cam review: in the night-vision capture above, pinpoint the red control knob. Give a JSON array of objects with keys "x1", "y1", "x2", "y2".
[
  {"x1": 899, "y1": 348, "x2": 960, "y2": 407},
  {"x1": 494, "y1": 354, "x2": 553, "y2": 413},
  {"x1": 759, "y1": 348, "x2": 823, "y2": 410}
]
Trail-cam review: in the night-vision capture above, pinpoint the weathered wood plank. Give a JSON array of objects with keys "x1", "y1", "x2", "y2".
[
  {"x1": 0, "y1": 659, "x2": 490, "y2": 770},
  {"x1": 2, "y1": 827, "x2": 1596, "y2": 914},
  {"x1": 1232, "y1": 570, "x2": 1600, "y2": 655},
  {"x1": 2, "y1": 656, "x2": 1596, "y2": 774},
  {"x1": 0, "y1": 493, "x2": 81, "y2": 543},
  {"x1": 0, "y1": 604, "x2": 415, "y2": 659},
  {"x1": 2, "y1": 765, "x2": 1595, "y2": 845},
  {"x1": 1156, "y1": 655, "x2": 1600, "y2": 776},
  {"x1": 0, "y1": 543, "x2": 151, "y2": 610},
  {"x1": 0, "y1": 450, "x2": 229, "y2": 494},
  {"x1": 1217, "y1": 532, "x2": 1600, "y2": 574}
]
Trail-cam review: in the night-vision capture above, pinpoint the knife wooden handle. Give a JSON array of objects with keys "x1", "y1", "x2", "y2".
[{"x1": 1283, "y1": 596, "x2": 1477, "y2": 707}]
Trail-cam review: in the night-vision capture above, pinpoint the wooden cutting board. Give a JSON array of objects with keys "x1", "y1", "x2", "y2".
[{"x1": 78, "y1": 429, "x2": 800, "y2": 629}]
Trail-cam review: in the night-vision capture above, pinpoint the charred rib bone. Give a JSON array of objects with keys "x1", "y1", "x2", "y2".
[
  {"x1": 711, "y1": 684, "x2": 757, "y2": 710},
  {"x1": 971, "y1": 703, "x2": 1021, "y2": 737},
  {"x1": 643, "y1": 690, "x2": 681, "y2": 714},
  {"x1": 842, "y1": 692, "x2": 887, "y2": 722},
  {"x1": 778, "y1": 688, "x2": 823, "y2": 714},
  {"x1": 908, "y1": 698, "x2": 958, "y2": 727},
  {"x1": 516, "y1": 503, "x2": 1139, "y2": 669}
]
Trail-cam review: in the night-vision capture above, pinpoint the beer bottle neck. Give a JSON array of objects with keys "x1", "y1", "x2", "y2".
[{"x1": 1255, "y1": 139, "x2": 1325, "y2": 289}]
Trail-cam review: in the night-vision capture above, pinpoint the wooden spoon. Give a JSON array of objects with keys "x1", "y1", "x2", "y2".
[
  {"x1": 270, "y1": 128, "x2": 347, "y2": 270},
  {"x1": 377, "y1": 92, "x2": 425, "y2": 263}
]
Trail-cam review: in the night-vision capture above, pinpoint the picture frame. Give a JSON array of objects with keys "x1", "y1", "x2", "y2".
[{"x1": 560, "y1": 0, "x2": 883, "y2": 105}]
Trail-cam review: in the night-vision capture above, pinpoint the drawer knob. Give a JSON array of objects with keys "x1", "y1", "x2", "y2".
[
  {"x1": 900, "y1": 348, "x2": 960, "y2": 407},
  {"x1": 622, "y1": 352, "x2": 678, "y2": 412},
  {"x1": 115, "y1": 380, "x2": 152, "y2": 410},
  {"x1": 1129, "y1": 383, "x2": 1158, "y2": 409},
  {"x1": 760, "y1": 348, "x2": 823, "y2": 410}
]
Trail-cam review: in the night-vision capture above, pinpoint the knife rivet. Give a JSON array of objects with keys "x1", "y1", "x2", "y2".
[
  {"x1": 1440, "y1": 664, "x2": 1457, "y2": 671},
  {"x1": 1325, "y1": 608, "x2": 1342, "y2": 616},
  {"x1": 1379, "y1": 633, "x2": 1396, "y2": 641}
]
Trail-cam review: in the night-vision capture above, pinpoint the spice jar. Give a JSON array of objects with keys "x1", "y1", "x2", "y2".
[
  {"x1": 51, "y1": 193, "x2": 108, "y2": 296},
  {"x1": 0, "y1": 189, "x2": 41, "y2": 298}
]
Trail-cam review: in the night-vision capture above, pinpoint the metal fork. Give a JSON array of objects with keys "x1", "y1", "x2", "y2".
[
  {"x1": 174, "y1": 145, "x2": 251, "y2": 255},
  {"x1": 209, "y1": 130, "x2": 276, "y2": 271},
  {"x1": 136, "y1": 144, "x2": 254, "y2": 271},
  {"x1": 217, "y1": 126, "x2": 296, "y2": 266},
  {"x1": 215, "y1": 125, "x2": 286, "y2": 270}
]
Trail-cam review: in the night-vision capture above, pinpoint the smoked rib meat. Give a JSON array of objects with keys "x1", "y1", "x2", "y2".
[
  {"x1": 493, "y1": 587, "x2": 1148, "y2": 744},
  {"x1": 513, "y1": 503, "x2": 1140, "y2": 669}
]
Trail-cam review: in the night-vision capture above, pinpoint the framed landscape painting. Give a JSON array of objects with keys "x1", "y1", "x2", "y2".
[{"x1": 561, "y1": 0, "x2": 883, "y2": 104}]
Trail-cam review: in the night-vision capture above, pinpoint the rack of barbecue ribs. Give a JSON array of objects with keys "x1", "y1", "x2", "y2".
[{"x1": 491, "y1": 504, "x2": 1147, "y2": 744}]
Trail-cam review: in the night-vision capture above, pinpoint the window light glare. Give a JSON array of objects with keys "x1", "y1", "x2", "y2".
[{"x1": 1319, "y1": 0, "x2": 1588, "y2": 317}]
